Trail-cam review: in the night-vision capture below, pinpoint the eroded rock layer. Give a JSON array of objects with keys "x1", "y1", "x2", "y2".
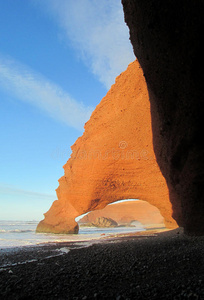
[
  {"x1": 91, "y1": 217, "x2": 118, "y2": 228},
  {"x1": 36, "y1": 60, "x2": 177, "y2": 234},
  {"x1": 79, "y1": 200, "x2": 165, "y2": 228},
  {"x1": 122, "y1": 0, "x2": 204, "y2": 235}
]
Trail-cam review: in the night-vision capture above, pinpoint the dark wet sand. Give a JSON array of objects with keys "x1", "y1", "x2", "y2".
[{"x1": 0, "y1": 228, "x2": 204, "y2": 299}]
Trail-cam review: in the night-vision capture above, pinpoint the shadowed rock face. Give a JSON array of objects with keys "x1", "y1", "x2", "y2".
[
  {"x1": 36, "y1": 60, "x2": 177, "y2": 234},
  {"x1": 91, "y1": 217, "x2": 118, "y2": 228},
  {"x1": 122, "y1": 0, "x2": 204, "y2": 235}
]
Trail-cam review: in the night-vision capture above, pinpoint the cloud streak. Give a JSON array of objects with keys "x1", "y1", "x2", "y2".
[
  {"x1": 0, "y1": 55, "x2": 93, "y2": 131},
  {"x1": 37, "y1": 0, "x2": 135, "y2": 89},
  {"x1": 0, "y1": 183, "x2": 56, "y2": 200}
]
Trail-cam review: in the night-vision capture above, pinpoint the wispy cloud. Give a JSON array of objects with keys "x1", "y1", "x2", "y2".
[
  {"x1": 36, "y1": 0, "x2": 135, "y2": 89},
  {"x1": 0, "y1": 54, "x2": 93, "y2": 130},
  {"x1": 0, "y1": 183, "x2": 56, "y2": 200}
]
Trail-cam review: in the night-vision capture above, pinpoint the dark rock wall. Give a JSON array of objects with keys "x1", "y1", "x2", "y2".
[{"x1": 122, "y1": 0, "x2": 204, "y2": 235}]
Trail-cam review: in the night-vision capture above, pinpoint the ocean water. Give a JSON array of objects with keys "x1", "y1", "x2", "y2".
[{"x1": 0, "y1": 220, "x2": 145, "y2": 250}]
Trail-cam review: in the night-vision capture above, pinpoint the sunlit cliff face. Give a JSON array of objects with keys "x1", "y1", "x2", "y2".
[
  {"x1": 122, "y1": 0, "x2": 204, "y2": 235},
  {"x1": 37, "y1": 60, "x2": 177, "y2": 234}
]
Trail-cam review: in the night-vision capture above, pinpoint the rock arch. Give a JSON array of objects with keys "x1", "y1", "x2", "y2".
[{"x1": 36, "y1": 60, "x2": 177, "y2": 234}]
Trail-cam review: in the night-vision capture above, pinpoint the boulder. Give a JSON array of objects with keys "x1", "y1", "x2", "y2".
[{"x1": 92, "y1": 217, "x2": 118, "y2": 228}]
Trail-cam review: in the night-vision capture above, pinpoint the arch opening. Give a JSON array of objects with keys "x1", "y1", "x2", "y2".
[{"x1": 76, "y1": 199, "x2": 166, "y2": 233}]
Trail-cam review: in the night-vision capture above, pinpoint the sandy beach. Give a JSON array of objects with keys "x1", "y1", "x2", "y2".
[{"x1": 0, "y1": 228, "x2": 204, "y2": 299}]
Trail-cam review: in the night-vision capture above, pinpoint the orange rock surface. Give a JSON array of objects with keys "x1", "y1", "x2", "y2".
[
  {"x1": 79, "y1": 200, "x2": 165, "y2": 228},
  {"x1": 36, "y1": 60, "x2": 177, "y2": 234}
]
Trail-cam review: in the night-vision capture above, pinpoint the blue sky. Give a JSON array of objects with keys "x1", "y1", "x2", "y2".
[{"x1": 0, "y1": 0, "x2": 135, "y2": 220}]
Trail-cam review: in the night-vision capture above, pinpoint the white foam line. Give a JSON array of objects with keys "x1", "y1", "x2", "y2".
[
  {"x1": 69, "y1": 241, "x2": 96, "y2": 248},
  {"x1": 0, "y1": 253, "x2": 65, "y2": 269},
  {"x1": 57, "y1": 247, "x2": 70, "y2": 254},
  {"x1": 0, "y1": 259, "x2": 38, "y2": 269},
  {"x1": 0, "y1": 242, "x2": 97, "y2": 270}
]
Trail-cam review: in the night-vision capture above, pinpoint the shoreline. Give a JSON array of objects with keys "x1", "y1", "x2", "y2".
[
  {"x1": 0, "y1": 228, "x2": 204, "y2": 299},
  {"x1": 0, "y1": 225, "x2": 164, "y2": 254},
  {"x1": 0, "y1": 222, "x2": 152, "y2": 251},
  {"x1": 0, "y1": 227, "x2": 160, "y2": 266}
]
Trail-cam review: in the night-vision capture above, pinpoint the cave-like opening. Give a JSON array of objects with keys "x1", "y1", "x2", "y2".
[{"x1": 76, "y1": 199, "x2": 165, "y2": 234}]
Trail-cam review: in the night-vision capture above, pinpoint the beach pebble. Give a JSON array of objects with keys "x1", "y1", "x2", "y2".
[{"x1": 0, "y1": 232, "x2": 204, "y2": 299}]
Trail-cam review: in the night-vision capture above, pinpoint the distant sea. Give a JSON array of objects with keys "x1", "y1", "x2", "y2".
[{"x1": 0, "y1": 220, "x2": 145, "y2": 250}]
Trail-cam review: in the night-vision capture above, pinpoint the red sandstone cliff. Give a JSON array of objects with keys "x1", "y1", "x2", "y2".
[
  {"x1": 79, "y1": 200, "x2": 165, "y2": 228},
  {"x1": 36, "y1": 60, "x2": 177, "y2": 234}
]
